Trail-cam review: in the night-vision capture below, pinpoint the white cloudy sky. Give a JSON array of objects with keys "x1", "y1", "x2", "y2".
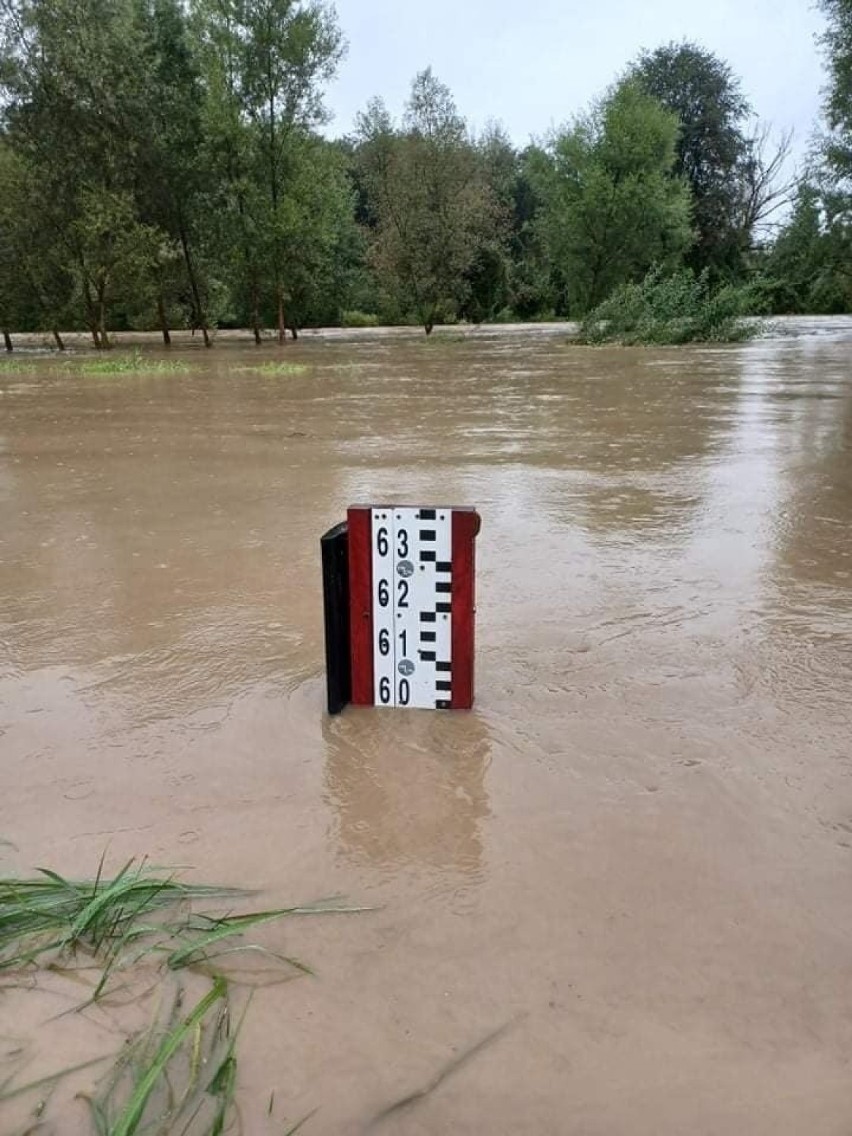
[{"x1": 325, "y1": 0, "x2": 827, "y2": 169}]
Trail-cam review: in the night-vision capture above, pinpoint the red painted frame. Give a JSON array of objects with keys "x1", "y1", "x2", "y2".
[
  {"x1": 451, "y1": 508, "x2": 481, "y2": 709},
  {"x1": 347, "y1": 506, "x2": 374, "y2": 705}
]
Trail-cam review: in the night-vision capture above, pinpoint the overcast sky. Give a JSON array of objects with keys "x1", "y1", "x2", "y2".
[{"x1": 324, "y1": 0, "x2": 826, "y2": 169}]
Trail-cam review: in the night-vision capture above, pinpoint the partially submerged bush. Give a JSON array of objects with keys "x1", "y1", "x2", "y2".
[
  {"x1": 341, "y1": 309, "x2": 380, "y2": 328},
  {"x1": 578, "y1": 267, "x2": 763, "y2": 345}
]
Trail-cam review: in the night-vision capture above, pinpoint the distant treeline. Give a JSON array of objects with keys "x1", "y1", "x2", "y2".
[{"x1": 0, "y1": 0, "x2": 850, "y2": 347}]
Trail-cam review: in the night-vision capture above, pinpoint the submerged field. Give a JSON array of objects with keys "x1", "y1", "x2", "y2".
[{"x1": 2, "y1": 319, "x2": 852, "y2": 1134}]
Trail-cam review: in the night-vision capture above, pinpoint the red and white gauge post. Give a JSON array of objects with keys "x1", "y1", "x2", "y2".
[{"x1": 320, "y1": 505, "x2": 481, "y2": 712}]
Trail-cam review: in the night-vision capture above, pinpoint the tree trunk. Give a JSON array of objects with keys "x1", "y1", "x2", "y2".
[
  {"x1": 178, "y1": 223, "x2": 210, "y2": 348},
  {"x1": 3, "y1": 330, "x2": 12, "y2": 352},
  {"x1": 251, "y1": 282, "x2": 262, "y2": 345},
  {"x1": 277, "y1": 285, "x2": 286, "y2": 345},
  {"x1": 157, "y1": 295, "x2": 171, "y2": 346},
  {"x1": 97, "y1": 291, "x2": 110, "y2": 349},
  {"x1": 290, "y1": 324, "x2": 298, "y2": 340},
  {"x1": 81, "y1": 278, "x2": 101, "y2": 348},
  {"x1": 52, "y1": 329, "x2": 65, "y2": 351}
]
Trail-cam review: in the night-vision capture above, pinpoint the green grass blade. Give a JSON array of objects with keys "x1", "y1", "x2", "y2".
[
  {"x1": 166, "y1": 910, "x2": 300, "y2": 970},
  {"x1": 108, "y1": 978, "x2": 227, "y2": 1136},
  {"x1": 0, "y1": 1054, "x2": 110, "y2": 1103},
  {"x1": 283, "y1": 1108, "x2": 318, "y2": 1134},
  {"x1": 34, "y1": 867, "x2": 79, "y2": 893}
]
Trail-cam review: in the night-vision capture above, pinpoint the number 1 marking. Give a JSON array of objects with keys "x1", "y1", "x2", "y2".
[{"x1": 371, "y1": 509, "x2": 395, "y2": 706}]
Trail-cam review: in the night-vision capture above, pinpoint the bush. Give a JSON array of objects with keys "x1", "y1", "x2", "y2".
[
  {"x1": 342, "y1": 309, "x2": 380, "y2": 328},
  {"x1": 578, "y1": 266, "x2": 763, "y2": 345}
]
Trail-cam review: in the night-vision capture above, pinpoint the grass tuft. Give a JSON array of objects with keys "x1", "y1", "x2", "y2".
[
  {"x1": 0, "y1": 860, "x2": 365, "y2": 1134},
  {"x1": 76, "y1": 350, "x2": 192, "y2": 375},
  {"x1": 0, "y1": 359, "x2": 36, "y2": 375},
  {"x1": 91, "y1": 978, "x2": 229, "y2": 1136},
  {"x1": 0, "y1": 858, "x2": 242, "y2": 976},
  {"x1": 236, "y1": 361, "x2": 309, "y2": 376}
]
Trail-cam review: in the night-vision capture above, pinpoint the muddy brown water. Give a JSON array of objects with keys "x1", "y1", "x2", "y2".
[{"x1": 2, "y1": 319, "x2": 852, "y2": 1134}]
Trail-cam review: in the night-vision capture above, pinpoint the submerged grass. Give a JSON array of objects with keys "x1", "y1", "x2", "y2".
[
  {"x1": 89, "y1": 979, "x2": 231, "y2": 1136},
  {"x1": 0, "y1": 859, "x2": 364, "y2": 1134},
  {"x1": 236, "y1": 361, "x2": 309, "y2": 376},
  {"x1": 0, "y1": 359, "x2": 36, "y2": 375},
  {"x1": 1, "y1": 352, "x2": 193, "y2": 378},
  {"x1": 0, "y1": 858, "x2": 242, "y2": 976},
  {"x1": 76, "y1": 351, "x2": 192, "y2": 375}
]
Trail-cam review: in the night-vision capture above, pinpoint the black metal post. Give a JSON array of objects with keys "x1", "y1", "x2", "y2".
[{"x1": 321, "y1": 521, "x2": 351, "y2": 714}]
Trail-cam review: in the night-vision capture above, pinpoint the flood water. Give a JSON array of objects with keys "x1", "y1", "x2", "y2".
[{"x1": 2, "y1": 319, "x2": 852, "y2": 1134}]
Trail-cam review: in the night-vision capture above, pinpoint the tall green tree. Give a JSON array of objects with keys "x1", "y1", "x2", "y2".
[
  {"x1": 134, "y1": 0, "x2": 214, "y2": 344},
  {"x1": 529, "y1": 79, "x2": 692, "y2": 315},
  {"x1": 1, "y1": 0, "x2": 163, "y2": 345},
  {"x1": 629, "y1": 42, "x2": 751, "y2": 279},
  {"x1": 0, "y1": 139, "x2": 27, "y2": 348},
  {"x1": 357, "y1": 70, "x2": 506, "y2": 334},
  {"x1": 266, "y1": 133, "x2": 359, "y2": 331},
  {"x1": 0, "y1": 138, "x2": 74, "y2": 346},
  {"x1": 789, "y1": 0, "x2": 852, "y2": 312},
  {"x1": 765, "y1": 182, "x2": 851, "y2": 312},
  {"x1": 819, "y1": 0, "x2": 852, "y2": 183},
  {"x1": 194, "y1": 0, "x2": 344, "y2": 341}
]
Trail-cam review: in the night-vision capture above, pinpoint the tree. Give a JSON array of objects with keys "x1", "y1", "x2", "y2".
[
  {"x1": 736, "y1": 124, "x2": 795, "y2": 243},
  {"x1": 0, "y1": 139, "x2": 28, "y2": 347},
  {"x1": 266, "y1": 133, "x2": 359, "y2": 331},
  {"x1": 819, "y1": 0, "x2": 852, "y2": 184},
  {"x1": 529, "y1": 79, "x2": 692, "y2": 315},
  {"x1": 0, "y1": 0, "x2": 163, "y2": 345},
  {"x1": 629, "y1": 42, "x2": 752, "y2": 279},
  {"x1": 357, "y1": 70, "x2": 506, "y2": 334},
  {"x1": 764, "y1": 181, "x2": 851, "y2": 312},
  {"x1": 798, "y1": 0, "x2": 852, "y2": 311},
  {"x1": 134, "y1": 0, "x2": 214, "y2": 344},
  {"x1": 194, "y1": 0, "x2": 344, "y2": 342}
]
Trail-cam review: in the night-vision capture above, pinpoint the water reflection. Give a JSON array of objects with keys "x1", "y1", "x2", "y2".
[
  {"x1": 322, "y1": 709, "x2": 490, "y2": 876},
  {"x1": 779, "y1": 387, "x2": 852, "y2": 601}
]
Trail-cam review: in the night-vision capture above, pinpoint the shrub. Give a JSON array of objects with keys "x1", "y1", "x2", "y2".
[
  {"x1": 578, "y1": 266, "x2": 763, "y2": 345},
  {"x1": 341, "y1": 309, "x2": 380, "y2": 328}
]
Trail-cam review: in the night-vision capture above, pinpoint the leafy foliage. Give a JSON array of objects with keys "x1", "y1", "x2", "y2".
[
  {"x1": 629, "y1": 44, "x2": 750, "y2": 276},
  {"x1": 820, "y1": 0, "x2": 852, "y2": 179},
  {"x1": 578, "y1": 266, "x2": 762, "y2": 345},
  {"x1": 356, "y1": 70, "x2": 507, "y2": 334},
  {"x1": 762, "y1": 182, "x2": 852, "y2": 312},
  {"x1": 0, "y1": 4, "x2": 843, "y2": 338},
  {"x1": 529, "y1": 80, "x2": 692, "y2": 316}
]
